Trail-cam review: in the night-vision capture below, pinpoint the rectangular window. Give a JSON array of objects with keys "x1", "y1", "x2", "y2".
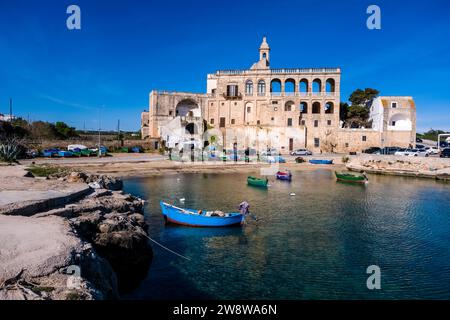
[
  {"x1": 169, "y1": 111, "x2": 173, "y2": 116},
  {"x1": 210, "y1": 118, "x2": 214, "y2": 124},
  {"x1": 257, "y1": 120, "x2": 261, "y2": 125},
  {"x1": 271, "y1": 101, "x2": 278, "y2": 104},
  {"x1": 227, "y1": 85, "x2": 238, "y2": 97},
  {"x1": 392, "y1": 121, "x2": 396, "y2": 126},
  {"x1": 287, "y1": 118, "x2": 292, "y2": 126},
  {"x1": 314, "y1": 138, "x2": 320, "y2": 148},
  {"x1": 345, "y1": 143, "x2": 349, "y2": 147},
  {"x1": 301, "y1": 120, "x2": 306, "y2": 126},
  {"x1": 314, "y1": 120, "x2": 319, "y2": 127},
  {"x1": 247, "y1": 107, "x2": 251, "y2": 113},
  {"x1": 327, "y1": 120, "x2": 331, "y2": 126},
  {"x1": 362, "y1": 136, "x2": 367, "y2": 142},
  {"x1": 220, "y1": 117, "x2": 226, "y2": 128},
  {"x1": 231, "y1": 119, "x2": 235, "y2": 124},
  {"x1": 271, "y1": 117, "x2": 274, "y2": 121},
  {"x1": 391, "y1": 102, "x2": 397, "y2": 108}
]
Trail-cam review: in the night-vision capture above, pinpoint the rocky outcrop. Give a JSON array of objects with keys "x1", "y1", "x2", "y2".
[
  {"x1": 0, "y1": 170, "x2": 153, "y2": 299},
  {"x1": 347, "y1": 155, "x2": 450, "y2": 181},
  {"x1": 0, "y1": 215, "x2": 118, "y2": 300}
]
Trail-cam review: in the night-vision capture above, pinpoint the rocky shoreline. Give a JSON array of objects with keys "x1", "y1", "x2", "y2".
[
  {"x1": 0, "y1": 168, "x2": 152, "y2": 300},
  {"x1": 346, "y1": 155, "x2": 450, "y2": 181}
]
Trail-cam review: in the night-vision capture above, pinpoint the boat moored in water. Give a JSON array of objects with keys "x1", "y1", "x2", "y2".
[
  {"x1": 309, "y1": 159, "x2": 333, "y2": 165},
  {"x1": 335, "y1": 171, "x2": 368, "y2": 184},
  {"x1": 160, "y1": 201, "x2": 244, "y2": 227},
  {"x1": 276, "y1": 171, "x2": 292, "y2": 181},
  {"x1": 247, "y1": 176, "x2": 269, "y2": 188}
]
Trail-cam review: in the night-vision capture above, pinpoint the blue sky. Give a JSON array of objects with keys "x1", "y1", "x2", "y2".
[{"x1": 0, "y1": 0, "x2": 449, "y2": 132}]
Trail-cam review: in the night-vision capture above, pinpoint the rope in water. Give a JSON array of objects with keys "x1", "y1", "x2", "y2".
[{"x1": 143, "y1": 233, "x2": 191, "y2": 261}]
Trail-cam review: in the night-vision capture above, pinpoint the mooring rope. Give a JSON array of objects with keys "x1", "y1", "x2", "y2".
[{"x1": 144, "y1": 234, "x2": 191, "y2": 261}]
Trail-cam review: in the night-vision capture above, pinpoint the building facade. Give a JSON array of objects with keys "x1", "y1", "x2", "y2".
[{"x1": 141, "y1": 37, "x2": 416, "y2": 153}]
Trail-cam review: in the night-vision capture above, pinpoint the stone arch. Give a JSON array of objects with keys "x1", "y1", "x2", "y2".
[
  {"x1": 176, "y1": 99, "x2": 199, "y2": 117},
  {"x1": 389, "y1": 113, "x2": 412, "y2": 130},
  {"x1": 312, "y1": 79, "x2": 322, "y2": 93},
  {"x1": 325, "y1": 101, "x2": 334, "y2": 114},
  {"x1": 326, "y1": 78, "x2": 335, "y2": 93},
  {"x1": 299, "y1": 79, "x2": 309, "y2": 93},
  {"x1": 312, "y1": 102, "x2": 321, "y2": 114},
  {"x1": 270, "y1": 78, "x2": 282, "y2": 95},
  {"x1": 285, "y1": 100, "x2": 295, "y2": 112},
  {"x1": 285, "y1": 78, "x2": 296, "y2": 95}
]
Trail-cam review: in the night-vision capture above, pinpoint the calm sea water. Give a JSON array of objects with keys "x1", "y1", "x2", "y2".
[{"x1": 123, "y1": 169, "x2": 450, "y2": 299}]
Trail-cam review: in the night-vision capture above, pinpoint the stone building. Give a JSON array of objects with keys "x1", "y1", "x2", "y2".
[{"x1": 141, "y1": 37, "x2": 416, "y2": 153}]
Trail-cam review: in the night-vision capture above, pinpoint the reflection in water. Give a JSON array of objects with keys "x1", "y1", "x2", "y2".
[{"x1": 123, "y1": 169, "x2": 450, "y2": 299}]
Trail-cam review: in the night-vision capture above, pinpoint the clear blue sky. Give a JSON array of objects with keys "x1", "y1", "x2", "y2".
[{"x1": 1, "y1": 0, "x2": 449, "y2": 132}]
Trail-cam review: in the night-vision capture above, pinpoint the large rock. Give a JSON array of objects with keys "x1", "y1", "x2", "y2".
[{"x1": 0, "y1": 215, "x2": 118, "y2": 300}]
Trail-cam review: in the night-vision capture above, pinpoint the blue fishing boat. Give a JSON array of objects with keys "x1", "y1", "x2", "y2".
[
  {"x1": 309, "y1": 159, "x2": 333, "y2": 165},
  {"x1": 276, "y1": 171, "x2": 292, "y2": 181},
  {"x1": 160, "y1": 201, "x2": 244, "y2": 227},
  {"x1": 57, "y1": 150, "x2": 73, "y2": 157}
]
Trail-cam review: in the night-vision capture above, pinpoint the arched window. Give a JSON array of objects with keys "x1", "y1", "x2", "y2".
[
  {"x1": 299, "y1": 79, "x2": 309, "y2": 94},
  {"x1": 285, "y1": 101, "x2": 295, "y2": 112},
  {"x1": 325, "y1": 102, "x2": 334, "y2": 114},
  {"x1": 245, "y1": 80, "x2": 253, "y2": 95},
  {"x1": 312, "y1": 79, "x2": 322, "y2": 94},
  {"x1": 326, "y1": 79, "x2": 335, "y2": 93},
  {"x1": 257, "y1": 80, "x2": 266, "y2": 96},
  {"x1": 262, "y1": 53, "x2": 267, "y2": 59},
  {"x1": 312, "y1": 102, "x2": 321, "y2": 114},
  {"x1": 270, "y1": 79, "x2": 282, "y2": 96},
  {"x1": 300, "y1": 102, "x2": 308, "y2": 113},
  {"x1": 285, "y1": 79, "x2": 296, "y2": 96}
]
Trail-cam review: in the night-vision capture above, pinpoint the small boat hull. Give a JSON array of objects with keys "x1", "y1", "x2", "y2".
[
  {"x1": 335, "y1": 171, "x2": 368, "y2": 184},
  {"x1": 160, "y1": 202, "x2": 243, "y2": 227},
  {"x1": 276, "y1": 171, "x2": 292, "y2": 181},
  {"x1": 309, "y1": 159, "x2": 333, "y2": 165},
  {"x1": 247, "y1": 176, "x2": 268, "y2": 188}
]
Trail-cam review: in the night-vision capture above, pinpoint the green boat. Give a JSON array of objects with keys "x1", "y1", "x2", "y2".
[
  {"x1": 247, "y1": 176, "x2": 268, "y2": 188},
  {"x1": 335, "y1": 171, "x2": 368, "y2": 184},
  {"x1": 81, "y1": 149, "x2": 94, "y2": 157}
]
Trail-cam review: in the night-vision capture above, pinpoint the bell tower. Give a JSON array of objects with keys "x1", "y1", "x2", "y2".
[{"x1": 259, "y1": 36, "x2": 270, "y2": 64}]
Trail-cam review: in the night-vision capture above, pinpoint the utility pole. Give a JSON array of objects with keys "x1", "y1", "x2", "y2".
[
  {"x1": 117, "y1": 119, "x2": 120, "y2": 146},
  {"x1": 97, "y1": 108, "x2": 102, "y2": 158},
  {"x1": 9, "y1": 98, "x2": 12, "y2": 122}
]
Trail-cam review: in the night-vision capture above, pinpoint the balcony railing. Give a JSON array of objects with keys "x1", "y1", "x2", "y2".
[
  {"x1": 222, "y1": 92, "x2": 243, "y2": 100},
  {"x1": 216, "y1": 68, "x2": 340, "y2": 75},
  {"x1": 246, "y1": 92, "x2": 338, "y2": 97}
]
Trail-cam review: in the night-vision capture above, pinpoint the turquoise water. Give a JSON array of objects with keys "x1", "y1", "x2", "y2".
[{"x1": 123, "y1": 170, "x2": 450, "y2": 299}]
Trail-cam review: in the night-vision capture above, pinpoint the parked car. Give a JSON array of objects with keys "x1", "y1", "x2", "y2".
[
  {"x1": 394, "y1": 148, "x2": 408, "y2": 156},
  {"x1": 375, "y1": 147, "x2": 400, "y2": 155},
  {"x1": 424, "y1": 146, "x2": 440, "y2": 155},
  {"x1": 440, "y1": 148, "x2": 450, "y2": 158},
  {"x1": 395, "y1": 149, "x2": 428, "y2": 157},
  {"x1": 362, "y1": 147, "x2": 381, "y2": 154},
  {"x1": 416, "y1": 144, "x2": 426, "y2": 150},
  {"x1": 440, "y1": 141, "x2": 449, "y2": 148},
  {"x1": 290, "y1": 149, "x2": 312, "y2": 156},
  {"x1": 416, "y1": 138, "x2": 423, "y2": 143}
]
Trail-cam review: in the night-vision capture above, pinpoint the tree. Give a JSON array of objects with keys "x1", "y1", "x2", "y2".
[
  {"x1": 55, "y1": 122, "x2": 78, "y2": 139},
  {"x1": 341, "y1": 88, "x2": 380, "y2": 128},
  {"x1": 349, "y1": 88, "x2": 380, "y2": 106}
]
